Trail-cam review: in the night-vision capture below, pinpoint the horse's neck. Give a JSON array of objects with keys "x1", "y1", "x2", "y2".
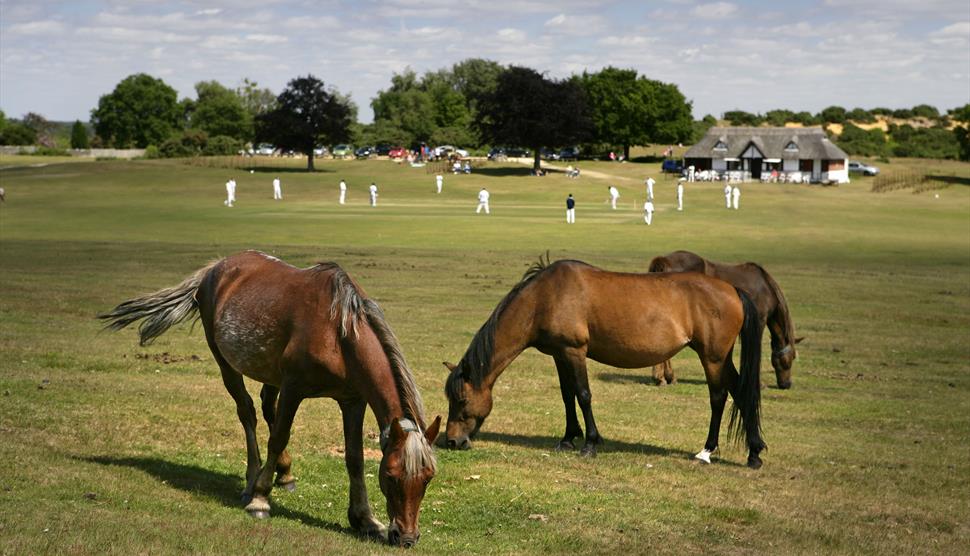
[
  {"x1": 766, "y1": 301, "x2": 793, "y2": 350},
  {"x1": 480, "y1": 312, "x2": 531, "y2": 390},
  {"x1": 357, "y1": 355, "x2": 406, "y2": 428}
]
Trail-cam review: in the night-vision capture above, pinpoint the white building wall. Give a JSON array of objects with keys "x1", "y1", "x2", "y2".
[
  {"x1": 712, "y1": 159, "x2": 727, "y2": 171},
  {"x1": 783, "y1": 159, "x2": 799, "y2": 172}
]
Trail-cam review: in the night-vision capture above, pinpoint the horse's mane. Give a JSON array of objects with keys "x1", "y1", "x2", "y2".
[
  {"x1": 446, "y1": 253, "x2": 555, "y2": 400},
  {"x1": 317, "y1": 262, "x2": 427, "y2": 430},
  {"x1": 749, "y1": 262, "x2": 795, "y2": 346}
]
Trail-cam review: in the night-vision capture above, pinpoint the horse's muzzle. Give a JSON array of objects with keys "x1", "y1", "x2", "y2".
[
  {"x1": 446, "y1": 436, "x2": 471, "y2": 450},
  {"x1": 389, "y1": 529, "x2": 419, "y2": 548}
]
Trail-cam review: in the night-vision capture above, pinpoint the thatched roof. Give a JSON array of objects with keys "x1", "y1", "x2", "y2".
[{"x1": 684, "y1": 127, "x2": 848, "y2": 160}]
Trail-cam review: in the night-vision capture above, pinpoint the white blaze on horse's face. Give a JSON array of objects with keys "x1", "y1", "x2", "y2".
[{"x1": 379, "y1": 418, "x2": 440, "y2": 548}]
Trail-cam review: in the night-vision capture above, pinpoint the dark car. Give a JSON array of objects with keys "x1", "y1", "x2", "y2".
[
  {"x1": 540, "y1": 147, "x2": 560, "y2": 161},
  {"x1": 661, "y1": 159, "x2": 683, "y2": 173},
  {"x1": 374, "y1": 144, "x2": 392, "y2": 156},
  {"x1": 487, "y1": 148, "x2": 507, "y2": 161},
  {"x1": 559, "y1": 146, "x2": 580, "y2": 160},
  {"x1": 505, "y1": 147, "x2": 531, "y2": 158},
  {"x1": 354, "y1": 146, "x2": 375, "y2": 158}
]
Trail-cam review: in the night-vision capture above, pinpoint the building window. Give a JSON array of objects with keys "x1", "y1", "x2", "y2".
[
  {"x1": 785, "y1": 141, "x2": 798, "y2": 152},
  {"x1": 714, "y1": 140, "x2": 728, "y2": 151}
]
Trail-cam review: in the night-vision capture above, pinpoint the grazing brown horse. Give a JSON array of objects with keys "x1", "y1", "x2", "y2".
[
  {"x1": 99, "y1": 251, "x2": 440, "y2": 548},
  {"x1": 648, "y1": 250, "x2": 801, "y2": 388},
  {"x1": 444, "y1": 256, "x2": 767, "y2": 469}
]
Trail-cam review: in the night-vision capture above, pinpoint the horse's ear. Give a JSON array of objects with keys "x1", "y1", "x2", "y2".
[
  {"x1": 794, "y1": 336, "x2": 805, "y2": 344},
  {"x1": 442, "y1": 361, "x2": 457, "y2": 372},
  {"x1": 424, "y1": 416, "x2": 442, "y2": 446}
]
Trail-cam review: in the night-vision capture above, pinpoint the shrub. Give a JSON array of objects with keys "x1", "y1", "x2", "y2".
[
  {"x1": 203, "y1": 135, "x2": 243, "y2": 156},
  {"x1": 143, "y1": 145, "x2": 161, "y2": 159}
]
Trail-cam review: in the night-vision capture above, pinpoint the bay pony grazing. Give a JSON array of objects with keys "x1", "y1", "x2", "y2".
[
  {"x1": 444, "y1": 256, "x2": 768, "y2": 469},
  {"x1": 99, "y1": 251, "x2": 440, "y2": 548},
  {"x1": 648, "y1": 250, "x2": 801, "y2": 388}
]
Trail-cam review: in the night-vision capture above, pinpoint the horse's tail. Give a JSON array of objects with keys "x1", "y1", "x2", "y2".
[
  {"x1": 98, "y1": 260, "x2": 219, "y2": 346},
  {"x1": 327, "y1": 264, "x2": 426, "y2": 429},
  {"x1": 728, "y1": 287, "x2": 765, "y2": 452}
]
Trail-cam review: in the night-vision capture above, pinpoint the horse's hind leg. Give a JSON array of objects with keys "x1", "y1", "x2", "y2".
[
  {"x1": 245, "y1": 382, "x2": 304, "y2": 519},
  {"x1": 338, "y1": 399, "x2": 386, "y2": 540},
  {"x1": 553, "y1": 356, "x2": 583, "y2": 451},
  {"x1": 260, "y1": 385, "x2": 296, "y2": 491},
  {"x1": 696, "y1": 355, "x2": 735, "y2": 464},
  {"x1": 216, "y1": 362, "x2": 262, "y2": 503}
]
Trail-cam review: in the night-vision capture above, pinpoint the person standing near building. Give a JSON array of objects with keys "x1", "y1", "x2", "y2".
[
  {"x1": 225, "y1": 178, "x2": 236, "y2": 207},
  {"x1": 608, "y1": 185, "x2": 620, "y2": 210},
  {"x1": 732, "y1": 185, "x2": 741, "y2": 210},
  {"x1": 339, "y1": 179, "x2": 347, "y2": 204},
  {"x1": 645, "y1": 176, "x2": 655, "y2": 201},
  {"x1": 368, "y1": 182, "x2": 378, "y2": 207},
  {"x1": 677, "y1": 178, "x2": 685, "y2": 211},
  {"x1": 435, "y1": 174, "x2": 443, "y2": 194},
  {"x1": 476, "y1": 188, "x2": 490, "y2": 214},
  {"x1": 643, "y1": 198, "x2": 655, "y2": 225},
  {"x1": 566, "y1": 193, "x2": 576, "y2": 224},
  {"x1": 724, "y1": 182, "x2": 732, "y2": 209},
  {"x1": 687, "y1": 164, "x2": 696, "y2": 182},
  {"x1": 272, "y1": 177, "x2": 282, "y2": 200}
]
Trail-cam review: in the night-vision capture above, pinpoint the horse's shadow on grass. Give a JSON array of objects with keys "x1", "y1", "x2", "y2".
[
  {"x1": 80, "y1": 455, "x2": 349, "y2": 534},
  {"x1": 472, "y1": 431, "x2": 740, "y2": 465},
  {"x1": 927, "y1": 174, "x2": 970, "y2": 187},
  {"x1": 597, "y1": 372, "x2": 708, "y2": 386},
  {"x1": 473, "y1": 166, "x2": 546, "y2": 178}
]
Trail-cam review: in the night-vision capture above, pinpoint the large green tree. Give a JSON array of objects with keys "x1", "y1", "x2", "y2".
[
  {"x1": 235, "y1": 78, "x2": 276, "y2": 121},
  {"x1": 255, "y1": 75, "x2": 355, "y2": 171},
  {"x1": 70, "y1": 120, "x2": 90, "y2": 149},
  {"x1": 91, "y1": 73, "x2": 181, "y2": 148},
  {"x1": 188, "y1": 81, "x2": 252, "y2": 142},
  {"x1": 475, "y1": 66, "x2": 591, "y2": 171},
  {"x1": 951, "y1": 104, "x2": 970, "y2": 161}
]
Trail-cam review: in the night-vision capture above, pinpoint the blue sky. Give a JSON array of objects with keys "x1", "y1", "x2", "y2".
[{"x1": 1, "y1": 0, "x2": 968, "y2": 124}]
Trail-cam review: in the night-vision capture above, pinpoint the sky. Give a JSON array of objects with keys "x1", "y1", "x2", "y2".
[{"x1": 1, "y1": 0, "x2": 968, "y2": 124}]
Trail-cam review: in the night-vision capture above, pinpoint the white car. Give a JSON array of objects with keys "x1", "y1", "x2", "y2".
[
  {"x1": 435, "y1": 145, "x2": 469, "y2": 158},
  {"x1": 255, "y1": 144, "x2": 275, "y2": 156},
  {"x1": 848, "y1": 161, "x2": 879, "y2": 176}
]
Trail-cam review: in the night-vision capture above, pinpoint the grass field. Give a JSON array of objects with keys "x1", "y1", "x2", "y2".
[{"x1": 1, "y1": 154, "x2": 968, "y2": 555}]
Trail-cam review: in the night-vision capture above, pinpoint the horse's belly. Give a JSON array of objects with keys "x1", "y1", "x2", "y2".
[
  {"x1": 587, "y1": 345, "x2": 683, "y2": 369},
  {"x1": 213, "y1": 309, "x2": 285, "y2": 385}
]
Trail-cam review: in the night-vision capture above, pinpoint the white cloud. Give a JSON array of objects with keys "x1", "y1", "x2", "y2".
[
  {"x1": 545, "y1": 14, "x2": 567, "y2": 27},
  {"x1": 6, "y1": 20, "x2": 66, "y2": 35},
  {"x1": 930, "y1": 21, "x2": 970, "y2": 37},
  {"x1": 196, "y1": 8, "x2": 222, "y2": 16},
  {"x1": 691, "y1": 2, "x2": 738, "y2": 19},
  {"x1": 245, "y1": 34, "x2": 288, "y2": 44},
  {"x1": 497, "y1": 28, "x2": 527, "y2": 42}
]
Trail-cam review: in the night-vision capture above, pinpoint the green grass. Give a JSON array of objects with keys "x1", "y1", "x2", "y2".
[{"x1": 0, "y1": 155, "x2": 968, "y2": 555}]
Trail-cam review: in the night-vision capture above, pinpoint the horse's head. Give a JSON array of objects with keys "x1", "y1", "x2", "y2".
[
  {"x1": 442, "y1": 362, "x2": 492, "y2": 450},
  {"x1": 379, "y1": 416, "x2": 441, "y2": 548},
  {"x1": 647, "y1": 256, "x2": 671, "y2": 273},
  {"x1": 770, "y1": 337, "x2": 803, "y2": 389}
]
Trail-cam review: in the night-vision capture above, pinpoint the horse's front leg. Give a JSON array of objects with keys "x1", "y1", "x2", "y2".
[
  {"x1": 245, "y1": 383, "x2": 304, "y2": 519},
  {"x1": 553, "y1": 356, "x2": 583, "y2": 451},
  {"x1": 260, "y1": 385, "x2": 296, "y2": 491},
  {"x1": 339, "y1": 399, "x2": 386, "y2": 540},
  {"x1": 562, "y1": 348, "x2": 601, "y2": 457}
]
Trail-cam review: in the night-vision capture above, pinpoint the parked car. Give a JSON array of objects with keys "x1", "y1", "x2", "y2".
[
  {"x1": 487, "y1": 148, "x2": 507, "y2": 161},
  {"x1": 388, "y1": 146, "x2": 407, "y2": 159},
  {"x1": 355, "y1": 146, "x2": 375, "y2": 158},
  {"x1": 313, "y1": 146, "x2": 328, "y2": 157},
  {"x1": 332, "y1": 144, "x2": 353, "y2": 158},
  {"x1": 505, "y1": 147, "x2": 531, "y2": 158},
  {"x1": 661, "y1": 159, "x2": 683, "y2": 173},
  {"x1": 558, "y1": 146, "x2": 580, "y2": 160},
  {"x1": 848, "y1": 161, "x2": 879, "y2": 176},
  {"x1": 255, "y1": 143, "x2": 275, "y2": 156},
  {"x1": 435, "y1": 145, "x2": 469, "y2": 158},
  {"x1": 374, "y1": 144, "x2": 391, "y2": 156},
  {"x1": 540, "y1": 147, "x2": 560, "y2": 161}
]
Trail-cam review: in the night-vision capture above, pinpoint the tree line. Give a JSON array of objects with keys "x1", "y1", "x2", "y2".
[{"x1": 1, "y1": 59, "x2": 968, "y2": 165}]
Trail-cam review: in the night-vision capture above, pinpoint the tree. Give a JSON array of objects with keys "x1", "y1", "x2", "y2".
[
  {"x1": 950, "y1": 104, "x2": 970, "y2": 161},
  {"x1": 22, "y1": 112, "x2": 56, "y2": 147},
  {"x1": 371, "y1": 70, "x2": 437, "y2": 146},
  {"x1": 0, "y1": 121, "x2": 36, "y2": 145},
  {"x1": 580, "y1": 67, "x2": 693, "y2": 160},
  {"x1": 911, "y1": 104, "x2": 940, "y2": 119},
  {"x1": 723, "y1": 110, "x2": 762, "y2": 126},
  {"x1": 190, "y1": 81, "x2": 252, "y2": 142},
  {"x1": 692, "y1": 114, "x2": 718, "y2": 143},
  {"x1": 818, "y1": 106, "x2": 847, "y2": 124},
  {"x1": 91, "y1": 73, "x2": 181, "y2": 148},
  {"x1": 889, "y1": 124, "x2": 959, "y2": 159},
  {"x1": 474, "y1": 66, "x2": 591, "y2": 171},
  {"x1": 70, "y1": 120, "x2": 90, "y2": 149},
  {"x1": 792, "y1": 111, "x2": 819, "y2": 126},
  {"x1": 836, "y1": 123, "x2": 888, "y2": 157},
  {"x1": 236, "y1": 78, "x2": 276, "y2": 121},
  {"x1": 846, "y1": 108, "x2": 876, "y2": 124},
  {"x1": 765, "y1": 109, "x2": 795, "y2": 127},
  {"x1": 255, "y1": 75, "x2": 354, "y2": 171}
]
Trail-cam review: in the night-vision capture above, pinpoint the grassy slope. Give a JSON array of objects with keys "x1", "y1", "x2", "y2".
[{"x1": 0, "y1": 155, "x2": 968, "y2": 555}]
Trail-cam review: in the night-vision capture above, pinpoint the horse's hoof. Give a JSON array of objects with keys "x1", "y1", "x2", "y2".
[
  {"x1": 580, "y1": 446, "x2": 597, "y2": 458},
  {"x1": 694, "y1": 449, "x2": 714, "y2": 464},
  {"x1": 555, "y1": 440, "x2": 575, "y2": 451},
  {"x1": 277, "y1": 480, "x2": 297, "y2": 492},
  {"x1": 248, "y1": 509, "x2": 270, "y2": 520},
  {"x1": 747, "y1": 456, "x2": 763, "y2": 470}
]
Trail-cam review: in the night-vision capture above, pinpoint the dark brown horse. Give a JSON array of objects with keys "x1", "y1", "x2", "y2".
[
  {"x1": 444, "y1": 257, "x2": 767, "y2": 469},
  {"x1": 648, "y1": 250, "x2": 801, "y2": 388},
  {"x1": 99, "y1": 251, "x2": 440, "y2": 548}
]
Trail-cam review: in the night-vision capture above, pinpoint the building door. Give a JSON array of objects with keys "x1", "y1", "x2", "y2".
[{"x1": 750, "y1": 158, "x2": 762, "y2": 179}]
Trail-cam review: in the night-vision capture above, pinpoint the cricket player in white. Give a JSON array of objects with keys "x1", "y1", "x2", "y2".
[
  {"x1": 724, "y1": 182, "x2": 732, "y2": 208},
  {"x1": 272, "y1": 177, "x2": 282, "y2": 200},
  {"x1": 677, "y1": 178, "x2": 684, "y2": 211},
  {"x1": 643, "y1": 199, "x2": 655, "y2": 225},
  {"x1": 645, "y1": 176, "x2": 655, "y2": 200},
  {"x1": 369, "y1": 183, "x2": 378, "y2": 207},
  {"x1": 339, "y1": 180, "x2": 347, "y2": 204},
  {"x1": 732, "y1": 185, "x2": 741, "y2": 210},
  {"x1": 435, "y1": 174, "x2": 443, "y2": 194},
  {"x1": 476, "y1": 188, "x2": 490, "y2": 214},
  {"x1": 225, "y1": 178, "x2": 236, "y2": 207},
  {"x1": 608, "y1": 186, "x2": 620, "y2": 210}
]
